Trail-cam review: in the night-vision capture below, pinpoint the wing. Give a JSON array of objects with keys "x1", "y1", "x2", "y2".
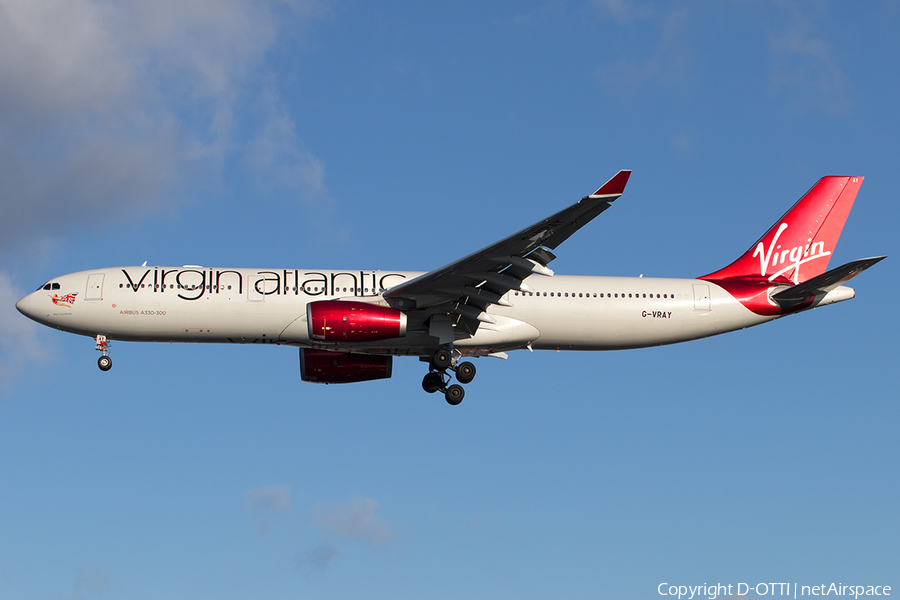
[{"x1": 384, "y1": 170, "x2": 631, "y2": 338}]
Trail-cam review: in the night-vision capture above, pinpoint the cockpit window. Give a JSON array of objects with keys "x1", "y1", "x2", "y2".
[{"x1": 39, "y1": 282, "x2": 61, "y2": 291}]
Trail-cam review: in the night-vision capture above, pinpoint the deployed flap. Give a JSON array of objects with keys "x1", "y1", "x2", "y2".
[
  {"x1": 384, "y1": 170, "x2": 631, "y2": 318},
  {"x1": 772, "y1": 256, "x2": 886, "y2": 304},
  {"x1": 428, "y1": 314, "x2": 455, "y2": 344}
]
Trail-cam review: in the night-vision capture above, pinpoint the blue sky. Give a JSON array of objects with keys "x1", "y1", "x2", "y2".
[{"x1": 1, "y1": 1, "x2": 898, "y2": 598}]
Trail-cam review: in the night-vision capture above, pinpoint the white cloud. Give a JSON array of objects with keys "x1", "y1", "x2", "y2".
[
  {"x1": 244, "y1": 486, "x2": 292, "y2": 535},
  {"x1": 124, "y1": 0, "x2": 277, "y2": 96},
  {"x1": 0, "y1": 0, "x2": 330, "y2": 256},
  {"x1": 0, "y1": 0, "x2": 131, "y2": 122},
  {"x1": 313, "y1": 497, "x2": 394, "y2": 546},
  {"x1": 593, "y1": 0, "x2": 655, "y2": 24},
  {"x1": 72, "y1": 566, "x2": 108, "y2": 598},
  {"x1": 595, "y1": 3, "x2": 691, "y2": 98},
  {"x1": 295, "y1": 543, "x2": 339, "y2": 571},
  {"x1": 243, "y1": 85, "x2": 327, "y2": 195},
  {"x1": 0, "y1": 272, "x2": 49, "y2": 393},
  {"x1": 767, "y1": 7, "x2": 852, "y2": 116},
  {"x1": 241, "y1": 490, "x2": 393, "y2": 573}
]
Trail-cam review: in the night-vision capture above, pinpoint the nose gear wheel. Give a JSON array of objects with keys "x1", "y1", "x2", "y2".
[{"x1": 95, "y1": 335, "x2": 112, "y2": 371}]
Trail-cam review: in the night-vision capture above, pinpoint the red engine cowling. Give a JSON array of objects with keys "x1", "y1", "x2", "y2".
[
  {"x1": 299, "y1": 348, "x2": 392, "y2": 384},
  {"x1": 307, "y1": 300, "x2": 407, "y2": 342}
]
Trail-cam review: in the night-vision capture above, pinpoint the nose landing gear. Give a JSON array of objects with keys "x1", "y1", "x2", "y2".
[
  {"x1": 95, "y1": 334, "x2": 112, "y2": 371},
  {"x1": 421, "y1": 349, "x2": 476, "y2": 405}
]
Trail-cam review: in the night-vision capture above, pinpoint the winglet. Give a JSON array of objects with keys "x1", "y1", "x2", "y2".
[{"x1": 588, "y1": 170, "x2": 632, "y2": 198}]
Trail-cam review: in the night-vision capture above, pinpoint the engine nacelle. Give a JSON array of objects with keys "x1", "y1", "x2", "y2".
[
  {"x1": 299, "y1": 348, "x2": 392, "y2": 384},
  {"x1": 307, "y1": 300, "x2": 407, "y2": 342}
]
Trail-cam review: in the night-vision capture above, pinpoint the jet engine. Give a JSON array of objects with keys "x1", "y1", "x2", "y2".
[
  {"x1": 299, "y1": 348, "x2": 392, "y2": 384},
  {"x1": 307, "y1": 300, "x2": 407, "y2": 342}
]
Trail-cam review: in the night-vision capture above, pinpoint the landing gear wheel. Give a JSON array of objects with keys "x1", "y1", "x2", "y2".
[
  {"x1": 431, "y1": 349, "x2": 452, "y2": 370},
  {"x1": 94, "y1": 334, "x2": 111, "y2": 371},
  {"x1": 445, "y1": 384, "x2": 465, "y2": 405},
  {"x1": 422, "y1": 372, "x2": 442, "y2": 394},
  {"x1": 455, "y1": 361, "x2": 476, "y2": 384}
]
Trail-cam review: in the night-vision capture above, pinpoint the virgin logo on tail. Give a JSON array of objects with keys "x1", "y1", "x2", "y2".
[
  {"x1": 701, "y1": 175, "x2": 861, "y2": 286},
  {"x1": 753, "y1": 222, "x2": 831, "y2": 284}
]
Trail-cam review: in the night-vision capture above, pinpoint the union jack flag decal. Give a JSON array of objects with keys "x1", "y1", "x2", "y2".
[{"x1": 50, "y1": 292, "x2": 78, "y2": 307}]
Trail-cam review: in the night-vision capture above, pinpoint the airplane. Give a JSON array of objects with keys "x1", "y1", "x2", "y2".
[{"x1": 16, "y1": 171, "x2": 885, "y2": 405}]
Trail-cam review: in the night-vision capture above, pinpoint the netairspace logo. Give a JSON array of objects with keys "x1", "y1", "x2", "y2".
[{"x1": 658, "y1": 582, "x2": 892, "y2": 599}]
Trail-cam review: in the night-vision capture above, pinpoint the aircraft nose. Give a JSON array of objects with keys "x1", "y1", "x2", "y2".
[{"x1": 16, "y1": 292, "x2": 39, "y2": 321}]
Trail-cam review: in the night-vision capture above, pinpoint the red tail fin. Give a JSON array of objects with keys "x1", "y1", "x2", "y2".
[{"x1": 702, "y1": 176, "x2": 863, "y2": 284}]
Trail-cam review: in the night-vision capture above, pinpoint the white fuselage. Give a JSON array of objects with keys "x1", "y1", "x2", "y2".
[{"x1": 16, "y1": 265, "x2": 818, "y2": 357}]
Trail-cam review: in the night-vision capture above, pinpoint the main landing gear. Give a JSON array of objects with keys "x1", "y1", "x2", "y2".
[
  {"x1": 421, "y1": 348, "x2": 476, "y2": 406},
  {"x1": 95, "y1": 334, "x2": 112, "y2": 371}
]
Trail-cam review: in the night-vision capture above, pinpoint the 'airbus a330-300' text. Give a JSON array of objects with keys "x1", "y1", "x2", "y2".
[{"x1": 17, "y1": 171, "x2": 885, "y2": 405}]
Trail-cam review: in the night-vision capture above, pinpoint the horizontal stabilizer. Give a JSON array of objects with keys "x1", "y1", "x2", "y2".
[{"x1": 772, "y1": 256, "x2": 886, "y2": 304}]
